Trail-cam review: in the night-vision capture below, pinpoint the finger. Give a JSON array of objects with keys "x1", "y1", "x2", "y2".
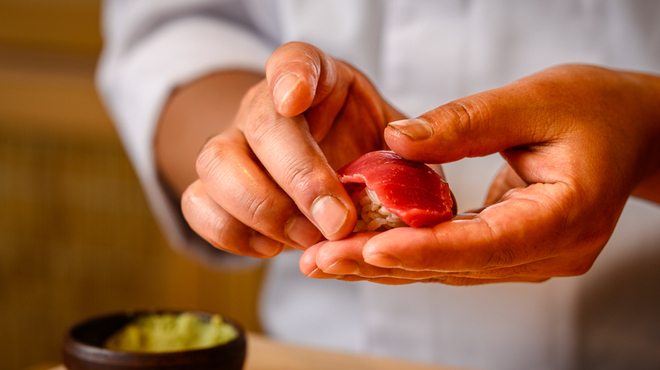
[
  {"x1": 485, "y1": 163, "x2": 527, "y2": 205},
  {"x1": 266, "y1": 41, "x2": 339, "y2": 117},
  {"x1": 300, "y1": 239, "x2": 556, "y2": 284},
  {"x1": 362, "y1": 182, "x2": 592, "y2": 272},
  {"x1": 266, "y1": 42, "x2": 362, "y2": 144},
  {"x1": 383, "y1": 71, "x2": 569, "y2": 180},
  {"x1": 239, "y1": 86, "x2": 357, "y2": 240},
  {"x1": 310, "y1": 233, "x2": 442, "y2": 280},
  {"x1": 181, "y1": 180, "x2": 285, "y2": 258},
  {"x1": 302, "y1": 248, "x2": 451, "y2": 285},
  {"x1": 299, "y1": 243, "x2": 326, "y2": 276},
  {"x1": 300, "y1": 242, "x2": 361, "y2": 280},
  {"x1": 196, "y1": 128, "x2": 323, "y2": 249},
  {"x1": 310, "y1": 233, "x2": 568, "y2": 280}
]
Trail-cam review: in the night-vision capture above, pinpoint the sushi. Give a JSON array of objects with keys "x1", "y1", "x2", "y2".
[{"x1": 338, "y1": 150, "x2": 454, "y2": 232}]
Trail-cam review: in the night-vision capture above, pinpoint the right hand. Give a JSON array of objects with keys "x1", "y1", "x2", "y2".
[
  {"x1": 299, "y1": 64, "x2": 660, "y2": 285},
  {"x1": 181, "y1": 42, "x2": 405, "y2": 258}
]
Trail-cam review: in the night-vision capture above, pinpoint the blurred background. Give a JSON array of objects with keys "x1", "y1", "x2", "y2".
[{"x1": 0, "y1": 1, "x2": 263, "y2": 369}]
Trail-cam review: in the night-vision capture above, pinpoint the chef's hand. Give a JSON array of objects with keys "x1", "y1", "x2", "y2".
[
  {"x1": 181, "y1": 42, "x2": 404, "y2": 258},
  {"x1": 300, "y1": 65, "x2": 660, "y2": 285}
]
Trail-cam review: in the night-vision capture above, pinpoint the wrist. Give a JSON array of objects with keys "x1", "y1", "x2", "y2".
[{"x1": 155, "y1": 70, "x2": 264, "y2": 199}]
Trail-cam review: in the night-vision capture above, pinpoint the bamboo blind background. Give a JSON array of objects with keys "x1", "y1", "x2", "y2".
[{"x1": 0, "y1": 1, "x2": 263, "y2": 369}]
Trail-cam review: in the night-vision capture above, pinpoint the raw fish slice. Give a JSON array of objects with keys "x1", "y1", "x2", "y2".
[{"x1": 338, "y1": 150, "x2": 453, "y2": 229}]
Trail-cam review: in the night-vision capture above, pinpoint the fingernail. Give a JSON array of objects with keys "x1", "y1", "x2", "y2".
[
  {"x1": 273, "y1": 73, "x2": 301, "y2": 111},
  {"x1": 250, "y1": 232, "x2": 283, "y2": 257},
  {"x1": 324, "y1": 259, "x2": 360, "y2": 275},
  {"x1": 388, "y1": 118, "x2": 433, "y2": 141},
  {"x1": 311, "y1": 195, "x2": 348, "y2": 238},
  {"x1": 364, "y1": 253, "x2": 403, "y2": 268},
  {"x1": 285, "y1": 214, "x2": 322, "y2": 248}
]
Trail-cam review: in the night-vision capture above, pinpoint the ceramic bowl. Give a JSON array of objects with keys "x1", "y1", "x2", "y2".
[{"x1": 62, "y1": 310, "x2": 246, "y2": 370}]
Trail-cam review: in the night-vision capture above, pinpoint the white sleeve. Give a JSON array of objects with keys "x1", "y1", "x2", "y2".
[{"x1": 96, "y1": 0, "x2": 273, "y2": 268}]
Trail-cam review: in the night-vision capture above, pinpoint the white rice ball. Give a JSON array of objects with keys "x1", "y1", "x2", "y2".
[{"x1": 351, "y1": 187, "x2": 407, "y2": 232}]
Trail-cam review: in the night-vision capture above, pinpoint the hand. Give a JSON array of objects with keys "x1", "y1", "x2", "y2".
[
  {"x1": 300, "y1": 64, "x2": 660, "y2": 285},
  {"x1": 181, "y1": 42, "x2": 405, "y2": 258}
]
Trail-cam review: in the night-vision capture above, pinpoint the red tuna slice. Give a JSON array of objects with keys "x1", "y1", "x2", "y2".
[{"x1": 338, "y1": 150, "x2": 453, "y2": 228}]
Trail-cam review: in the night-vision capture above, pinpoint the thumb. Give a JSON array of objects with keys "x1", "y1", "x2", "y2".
[
  {"x1": 266, "y1": 41, "x2": 339, "y2": 117},
  {"x1": 384, "y1": 79, "x2": 553, "y2": 164}
]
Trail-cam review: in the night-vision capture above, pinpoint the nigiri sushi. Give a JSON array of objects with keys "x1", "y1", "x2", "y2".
[{"x1": 338, "y1": 150, "x2": 454, "y2": 232}]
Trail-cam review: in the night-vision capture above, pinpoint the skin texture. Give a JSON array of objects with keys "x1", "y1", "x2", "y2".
[
  {"x1": 302, "y1": 63, "x2": 660, "y2": 285},
  {"x1": 164, "y1": 42, "x2": 660, "y2": 285},
  {"x1": 170, "y1": 43, "x2": 405, "y2": 259}
]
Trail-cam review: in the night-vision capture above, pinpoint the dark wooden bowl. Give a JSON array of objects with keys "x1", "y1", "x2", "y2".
[{"x1": 62, "y1": 310, "x2": 246, "y2": 370}]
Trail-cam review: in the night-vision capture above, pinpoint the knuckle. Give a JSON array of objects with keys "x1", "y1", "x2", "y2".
[
  {"x1": 279, "y1": 156, "x2": 318, "y2": 194},
  {"x1": 236, "y1": 82, "x2": 271, "y2": 131},
  {"x1": 180, "y1": 184, "x2": 209, "y2": 230},
  {"x1": 208, "y1": 217, "x2": 253, "y2": 254},
  {"x1": 439, "y1": 100, "x2": 486, "y2": 145},
  {"x1": 242, "y1": 101, "x2": 281, "y2": 147},
  {"x1": 245, "y1": 116, "x2": 273, "y2": 148},
  {"x1": 180, "y1": 190, "x2": 197, "y2": 224},
  {"x1": 180, "y1": 187, "x2": 243, "y2": 252},
  {"x1": 242, "y1": 190, "x2": 279, "y2": 230},
  {"x1": 207, "y1": 215, "x2": 234, "y2": 250},
  {"x1": 196, "y1": 140, "x2": 229, "y2": 180}
]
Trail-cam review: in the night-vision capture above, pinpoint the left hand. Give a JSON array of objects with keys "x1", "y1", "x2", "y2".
[
  {"x1": 181, "y1": 42, "x2": 405, "y2": 258},
  {"x1": 299, "y1": 64, "x2": 660, "y2": 285}
]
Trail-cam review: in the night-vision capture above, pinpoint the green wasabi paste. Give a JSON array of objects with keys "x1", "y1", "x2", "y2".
[{"x1": 104, "y1": 312, "x2": 238, "y2": 352}]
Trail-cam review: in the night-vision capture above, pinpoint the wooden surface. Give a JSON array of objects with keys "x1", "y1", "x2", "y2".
[
  {"x1": 244, "y1": 333, "x2": 472, "y2": 370},
  {"x1": 48, "y1": 333, "x2": 473, "y2": 370}
]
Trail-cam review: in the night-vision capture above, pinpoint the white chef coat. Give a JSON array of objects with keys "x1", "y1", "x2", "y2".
[{"x1": 97, "y1": 1, "x2": 660, "y2": 369}]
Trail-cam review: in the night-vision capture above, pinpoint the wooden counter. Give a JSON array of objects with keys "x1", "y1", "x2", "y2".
[{"x1": 51, "y1": 332, "x2": 473, "y2": 370}]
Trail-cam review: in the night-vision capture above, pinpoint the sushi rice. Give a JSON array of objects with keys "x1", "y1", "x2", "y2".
[{"x1": 351, "y1": 187, "x2": 407, "y2": 232}]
